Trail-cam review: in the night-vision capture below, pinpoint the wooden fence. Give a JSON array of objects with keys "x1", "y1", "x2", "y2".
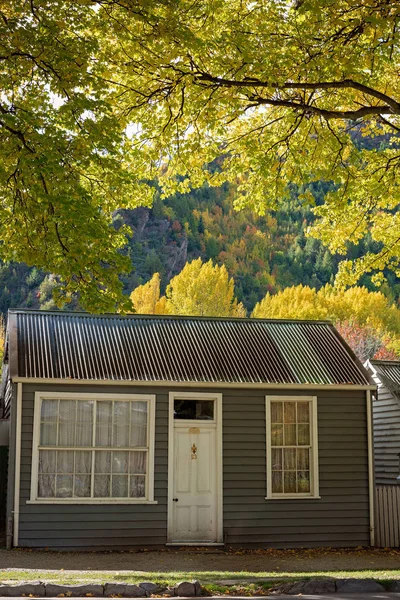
[{"x1": 375, "y1": 484, "x2": 400, "y2": 547}]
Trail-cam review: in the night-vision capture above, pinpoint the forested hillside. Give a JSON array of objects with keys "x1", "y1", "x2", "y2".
[{"x1": 0, "y1": 181, "x2": 399, "y2": 316}]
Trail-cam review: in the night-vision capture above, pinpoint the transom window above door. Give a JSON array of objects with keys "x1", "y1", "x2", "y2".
[
  {"x1": 174, "y1": 399, "x2": 214, "y2": 420},
  {"x1": 30, "y1": 393, "x2": 156, "y2": 504}
]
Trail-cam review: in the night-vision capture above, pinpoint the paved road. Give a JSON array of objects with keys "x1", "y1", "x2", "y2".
[
  {"x1": 1, "y1": 597, "x2": 400, "y2": 600},
  {"x1": 2, "y1": 596, "x2": 400, "y2": 600},
  {"x1": 270, "y1": 596, "x2": 400, "y2": 600}
]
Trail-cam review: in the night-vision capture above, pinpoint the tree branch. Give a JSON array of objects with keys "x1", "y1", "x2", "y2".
[
  {"x1": 248, "y1": 96, "x2": 395, "y2": 120},
  {"x1": 193, "y1": 73, "x2": 400, "y2": 115}
]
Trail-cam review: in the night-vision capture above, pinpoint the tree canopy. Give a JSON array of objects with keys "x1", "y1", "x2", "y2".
[{"x1": 2, "y1": 1, "x2": 400, "y2": 309}]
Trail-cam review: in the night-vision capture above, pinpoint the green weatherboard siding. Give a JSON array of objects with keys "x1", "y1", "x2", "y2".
[{"x1": 13, "y1": 384, "x2": 370, "y2": 549}]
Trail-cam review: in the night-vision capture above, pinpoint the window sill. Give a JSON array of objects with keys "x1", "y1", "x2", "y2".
[
  {"x1": 265, "y1": 495, "x2": 321, "y2": 500},
  {"x1": 27, "y1": 499, "x2": 158, "y2": 505}
]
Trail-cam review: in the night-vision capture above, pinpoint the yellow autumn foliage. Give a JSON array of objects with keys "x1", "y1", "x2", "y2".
[
  {"x1": 252, "y1": 284, "x2": 400, "y2": 356},
  {"x1": 165, "y1": 259, "x2": 245, "y2": 318},
  {"x1": 129, "y1": 273, "x2": 166, "y2": 315},
  {"x1": 129, "y1": 259, "x2": 245, "y2": 318}
]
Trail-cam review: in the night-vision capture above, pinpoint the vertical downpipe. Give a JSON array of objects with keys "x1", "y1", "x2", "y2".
[
  {"x1": 367, "y1": 389, "x2": 375, "y2": 546},
  {"x1": 13, "y1": 382, "x2": 22, "y2": 547},
  {"x1": 6, "y1": 516, "x2": 13, "y2": 550}
]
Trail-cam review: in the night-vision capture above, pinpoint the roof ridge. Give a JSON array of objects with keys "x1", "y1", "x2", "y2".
[
  {"x1": 371, "y1": 359, "x2": 400, "y2": 366},
  {"x1": 8, "y1": 308, "x2": 334, "y2": 326}
]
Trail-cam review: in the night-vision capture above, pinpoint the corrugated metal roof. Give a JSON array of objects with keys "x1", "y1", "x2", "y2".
[
  {"x1": 4, "y1": 310, "x2": 372, "y2": 386},
  {"x1": 0, "y1": 364, "x2": 11, "y2": 419},
  {"x1": 371, "y1": 360, "x2": 400, "y2": 387},
  {"x1": 370, "y1": 360, "x2": 400, "y2": 399}
]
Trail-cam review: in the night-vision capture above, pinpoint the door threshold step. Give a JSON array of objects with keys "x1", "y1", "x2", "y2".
[{"x1": 166, "y1": 543, "x2": 225, "y2": 547}]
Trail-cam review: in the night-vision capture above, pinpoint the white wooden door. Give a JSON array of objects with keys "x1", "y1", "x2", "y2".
[{"x1": 171, "y1": 424, "x2": 218, "y2": 543}]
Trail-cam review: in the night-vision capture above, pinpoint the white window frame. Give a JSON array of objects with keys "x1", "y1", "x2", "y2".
[
  {"x1": 29, "y1": 392, "x2": 157, "y2": 505},
  {"x1": 265, "y1": 395, "x2": 320, "y2": 500}
]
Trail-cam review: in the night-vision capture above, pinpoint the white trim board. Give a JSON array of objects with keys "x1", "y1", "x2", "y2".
[
  {"x1": 12, "y1": 376, "x2": 376, "y2": 391},
  {"x1": 167, "y1": 391, "x2": 223, "y2": 545},
  {"x1": 13, "y1": 382, "x2": 22, "y2": 547},
  {"x1": 366, "y1": 389, "x2": 375, "y2": 546}
]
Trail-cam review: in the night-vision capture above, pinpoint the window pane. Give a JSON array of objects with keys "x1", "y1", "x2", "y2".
[
  {"x1": 38, "y1": 450, "x2": 56, "y2": 474},
  {"x1": 96, "y1": 401, "x2": 112, "y2": 447},
  {"x1": 271, "y1": 424, "x2": 283, "y2": 446},
  {"x1": 112, "y1": 474, "x2": 128, "y2": 497},
  {"x1": 131, "y1": 402, "x2": 147, "y2": 447},
  {"x1": 271, "y1": 402, "x2": 282, "y2": 424},
  {"x1": 284, "y1": 402, "x2": 296, "y2": 423},
  {"x1": 271, "y1": 470, "x2": 283, "y2": 494},
  {"x1": 38, "y1": 474, "x2": 55, "y2": 498},
  {"x1": 297, "y1": 448, "x2": 310, "y2": 470},
  {"x1": 112, "y1": 451, "x2": 128, "y2": 474},
  {"x1": 174, "y1": 400, "x2": 214, "y2": 420},
  {"x1": 298, "y1": 471, "x2": 310, "y2": 493},
  {"x1": 284, "y1": 424, "x2": 296, "y2": 445},
  {"x1": 56, "y1": 474, "x2": 73, "y2": 498},
  {"x1": 95, "y1": 451, "x2": 111, "y2": 474},
  {"x1": 40, "y1": 400, "x2": 58, "y2": 445},
  {"x1": 283, "y1": 448, "x2": 296, "y2": 470},
  {"x1": 94, "y1": 474, "x2": 110, "y2": 497},
  {"x1": 130, "y1": 475, "x2": 146, "y2": 498},
  {"x1": 271, "y1": 448, "x2": 282, "y2": 471},
  {"x1": 284, "y1": 471, "x2": 296, "y2": 494},
  {"x1": 297, "y1": 402, "x2": 310, "y2": 423},
  {"x1": 298, "y1": 424, "x2": 310, "y2": 445},
  {"x1": 74, "y1": 474, "x2": 91, "y2": 497},
  {"x1": 129, "y1": 451, "x2": 147, "y2": 474},
  {"x1": 58, "y1": 400, "x2": 76, "y2": 446},
  {"x1": 76, "y1": 401, "x2": 93, "y2": 446},
  {"x1": 41, "y1": 399, "x2": 59, "y2": 422},
  {"x1": 113, "y1": 402, "x2": 130, "y2": 447},
  {"x1": 56, "y1": 451, "x2": 74, "y2": 474},
  {"x1": 40, "y1": 423, "x2": 57, "y2": 446},
  {"x1": 75, "y1": 451, "x2": 92, "y2": 474}
]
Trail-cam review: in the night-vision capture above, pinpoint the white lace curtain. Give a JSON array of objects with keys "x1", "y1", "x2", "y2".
[
  {"x1": 270, "y1": 400, "x2": 311, "y2": 495},
  {"x1": 38, "y1": 399, "x2": 148, "y2": 499}
]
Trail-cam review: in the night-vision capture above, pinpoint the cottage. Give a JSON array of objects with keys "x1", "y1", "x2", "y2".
[
  {"x1": 0, "y1": 309, "x2": 376, "y2": 550},
  {"x1": 365, "y1": 360, "x2": 400, "y2": 485}
]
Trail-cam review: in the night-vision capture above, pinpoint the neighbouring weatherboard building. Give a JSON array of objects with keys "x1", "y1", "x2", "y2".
[
  {"x1": 0, "y1": 309, "x2": 376, "y2": 549},
  {"x1": 366, "y1": 359, "x2": 400, "y2": 486}
]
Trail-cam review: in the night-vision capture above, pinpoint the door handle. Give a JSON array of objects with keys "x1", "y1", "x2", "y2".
[{"x1": 173, "y1": 498, "x2": 179, "y2": 502}]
